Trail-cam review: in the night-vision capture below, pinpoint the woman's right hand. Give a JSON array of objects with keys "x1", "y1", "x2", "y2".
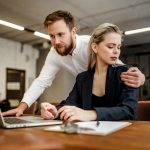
[{"x1": 40, "y1": 102, "x2": 58, "y2": 119}]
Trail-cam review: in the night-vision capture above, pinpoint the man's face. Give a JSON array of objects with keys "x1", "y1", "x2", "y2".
[{"x1": 47, "y1": 20, "x2": 76, "y2": 56}]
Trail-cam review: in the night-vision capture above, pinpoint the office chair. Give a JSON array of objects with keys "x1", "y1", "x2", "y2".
[{"x1": 136, "y1": 100, "x2": 150, "y2": 121}]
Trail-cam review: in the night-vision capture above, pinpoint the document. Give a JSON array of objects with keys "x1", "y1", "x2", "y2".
[{"x1": 45, "y1": 121, "x2": 132, "y2": 136}]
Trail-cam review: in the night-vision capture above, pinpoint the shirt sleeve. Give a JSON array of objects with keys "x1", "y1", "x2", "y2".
[
  {"x1": 116, "y1": 59, "x2": 124, "y2": 65},
  {"x1": 22, "y1": 48, "x2": 60, "y2": 107}
]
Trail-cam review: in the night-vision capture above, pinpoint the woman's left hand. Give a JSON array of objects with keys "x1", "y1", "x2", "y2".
[{"x1": 58, "y1": 105, "x2": 97, "y2": 122}]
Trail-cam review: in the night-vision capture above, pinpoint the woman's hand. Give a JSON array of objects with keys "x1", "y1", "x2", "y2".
[
  {"x1": 58, "y1": 105, "x2": 97, "y2": 121},
  {"x1": 41, "y1": 102, "x2": 58, "y2": 119}
]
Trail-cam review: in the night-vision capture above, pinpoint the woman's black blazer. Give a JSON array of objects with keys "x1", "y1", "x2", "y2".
[{"x1": 58, "y1": 65, "x2": 139, "y2": 121}]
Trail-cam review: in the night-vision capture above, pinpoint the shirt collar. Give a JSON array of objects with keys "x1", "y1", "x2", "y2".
[{"x1": 72, "y1": 34, "x2": 80, "y2": 55}]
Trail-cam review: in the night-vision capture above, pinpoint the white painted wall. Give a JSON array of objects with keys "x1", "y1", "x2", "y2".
[{"x1": 0, "y1": 37, "x2": 39, "y2": 100}]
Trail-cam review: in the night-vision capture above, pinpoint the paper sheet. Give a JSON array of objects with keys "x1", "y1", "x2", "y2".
[{"x1": 45, "y1": 121, "x2": 132, "y2": 136}]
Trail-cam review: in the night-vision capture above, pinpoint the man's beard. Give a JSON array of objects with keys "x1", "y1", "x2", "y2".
[{"x1": 55, "y1": 38, "x2": 74, "y2": 56}]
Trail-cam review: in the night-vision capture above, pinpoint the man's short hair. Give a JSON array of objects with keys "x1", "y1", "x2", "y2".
[{"x1": 44, "y1": 10, "x2": 75, "y2": 30}]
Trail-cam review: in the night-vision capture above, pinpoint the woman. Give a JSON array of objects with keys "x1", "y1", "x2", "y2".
[{"x1": 41, "y1": 23, "x2": 139, "y2": 121}]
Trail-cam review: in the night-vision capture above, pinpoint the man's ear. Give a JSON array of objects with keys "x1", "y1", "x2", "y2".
[
  {"x1": 72, "y1": 27, "x2": 77, "y2": 34},
  {"x1": 91, "y1": 43, "x2": 97, "y2": 53}
]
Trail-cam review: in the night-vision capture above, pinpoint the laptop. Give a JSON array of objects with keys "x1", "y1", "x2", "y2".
[{"x1": 0, "y1": 109, "x2": 62, "y2": 129}]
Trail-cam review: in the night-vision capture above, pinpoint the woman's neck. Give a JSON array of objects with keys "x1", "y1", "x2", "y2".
[
  {"x1": 95, "y1": 60, "x2": 108, "y2": 75},
  {"x1": 93, "y1": 59, "x2": 108, "y2": 97}
]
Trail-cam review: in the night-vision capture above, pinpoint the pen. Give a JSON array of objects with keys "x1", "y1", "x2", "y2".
[{"x1": 96, "y1": 121, "x2": 100, "y2": 127}]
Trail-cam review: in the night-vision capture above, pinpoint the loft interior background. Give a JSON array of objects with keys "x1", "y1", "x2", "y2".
[
  {"x1": 0, "y1": 0, "x2": 150, "y2": 104},
  {"x1": 0, "y1": 0, "x2": 150, "y2": 46}
]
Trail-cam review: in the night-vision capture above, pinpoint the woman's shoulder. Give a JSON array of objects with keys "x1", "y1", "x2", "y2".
[
  {"x1": 76, "y1": 69, "x2": 93, "y2": 80},
  {"x1": 110, "y1": 64, "x2": 131, "y2": 72},
  {"x1": 108, "y1": 65, "x2": 131, "y2": 79},
  {"x1": 77, "y1": 70, "x2": 89, "y2": 78}
]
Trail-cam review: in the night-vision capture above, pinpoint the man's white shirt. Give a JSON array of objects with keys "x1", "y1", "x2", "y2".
[{"x1": 22, "y1": 35, "x2": 90, "y2": 106}]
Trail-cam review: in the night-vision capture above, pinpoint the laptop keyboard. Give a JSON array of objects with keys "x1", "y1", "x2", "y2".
[{"x1": 4, "y1": 117, "x2": 32, "y2": 124}]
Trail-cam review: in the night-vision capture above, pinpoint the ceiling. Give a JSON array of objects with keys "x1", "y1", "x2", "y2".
[{"x1": 0, "y1": 0, "x2": 150, "y2": 48}]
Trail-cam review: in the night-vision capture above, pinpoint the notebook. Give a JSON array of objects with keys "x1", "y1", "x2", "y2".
[{"x1": 0, "y1": 109, "x2": 62, "y2": 129}]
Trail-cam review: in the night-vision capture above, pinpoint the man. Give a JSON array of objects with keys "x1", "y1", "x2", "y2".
[{"x1": 2, "y1": 10, "x2": 145, "y2": 117}]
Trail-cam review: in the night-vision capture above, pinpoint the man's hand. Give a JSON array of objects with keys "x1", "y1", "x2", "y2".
[
  {"x1": 58, "y1": 105, "x2": 97, "y2": 122},
  {"x1": 2, "y1": 102, "x2": 28, "y2": 117},
  {"x1": 121, "y1": 67, "x2": 145, "y2": 88},
  {"x1": 41, "y1": 102, "x2": 58, "y2": 120}
]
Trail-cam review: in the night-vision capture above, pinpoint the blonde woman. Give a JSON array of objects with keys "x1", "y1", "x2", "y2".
[{"x1": 41, "y1": 23, "x2": 139, "y2": 121}]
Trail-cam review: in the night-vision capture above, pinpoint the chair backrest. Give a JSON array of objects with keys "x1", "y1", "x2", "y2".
[{"x1": 136, "y1": 101, "x2": 150, "y2": 121}]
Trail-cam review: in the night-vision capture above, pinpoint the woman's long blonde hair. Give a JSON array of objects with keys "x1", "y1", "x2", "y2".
[{"x1": 87, "y1": 23, "x2": 123, "y2": 70}]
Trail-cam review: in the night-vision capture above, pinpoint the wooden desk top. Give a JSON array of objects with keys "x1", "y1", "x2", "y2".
[{"x1": 0, "y1": 121, "x2": 150, "y2": 150}]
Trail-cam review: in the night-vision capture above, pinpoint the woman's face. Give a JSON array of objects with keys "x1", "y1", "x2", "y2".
[{"x1": 94, "y1": 32, "x2": 121, "y2": 65}]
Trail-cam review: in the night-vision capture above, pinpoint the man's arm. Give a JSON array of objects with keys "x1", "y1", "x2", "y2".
[
  {"x1": 2, "y1": 49, "x2": 60, "y2": 116},
  {"x1": 22, "y1": 49, "x2": 60, "y2": 107},
  {"x1": 120, "y1": 67, "x2": 145, "y2": 88}
]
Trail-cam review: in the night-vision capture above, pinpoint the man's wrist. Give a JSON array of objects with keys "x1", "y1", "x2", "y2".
[{"x1": 18, "y1": 102, "x2": 28, "y2": 112}]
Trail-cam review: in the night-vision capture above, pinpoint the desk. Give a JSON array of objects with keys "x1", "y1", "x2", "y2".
[{"x1": 0, "y1": 121, "x2": 150, "y2": 150}]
